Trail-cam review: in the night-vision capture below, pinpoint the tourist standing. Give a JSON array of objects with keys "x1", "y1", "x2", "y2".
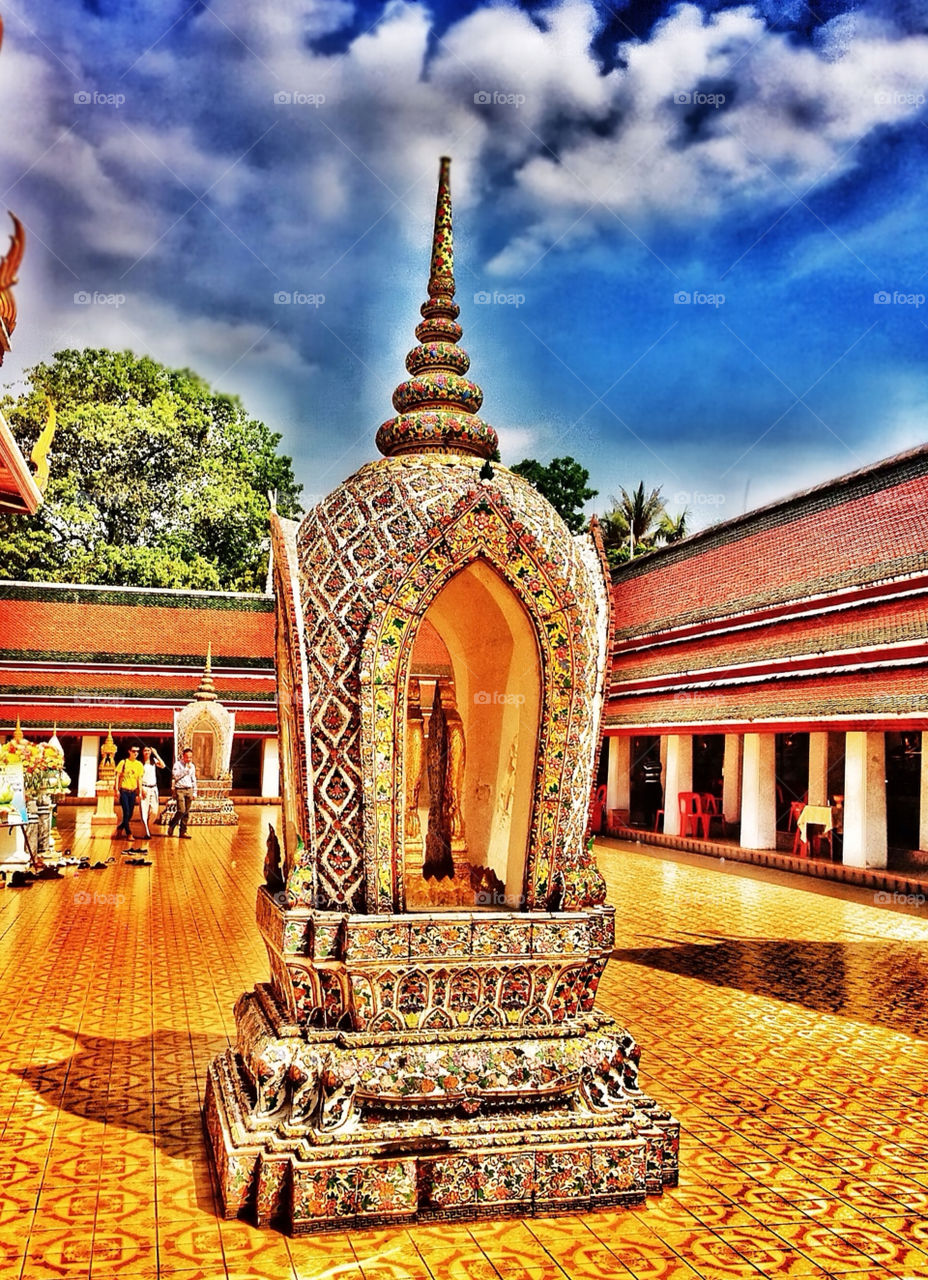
[
  {"x1": 113, "y1": 745, "x2": 144, "y2": 838},
  {"x1": 140, "y1": 745, "x2": 165, "y2": 839},
  {"x1": 168, "y1": 747, "x2": 197, "y2": 839}
]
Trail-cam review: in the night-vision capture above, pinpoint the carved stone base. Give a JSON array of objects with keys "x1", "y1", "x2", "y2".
[
  {"x1": 90, "y1": 782, "x2": 117, "y2": 826},
  {"x1": 204, "y1": 986, "x2": 679, "y2": 1234},
  {"x1": 158, "y1": 782, "x2": 238, "y2": 827}
]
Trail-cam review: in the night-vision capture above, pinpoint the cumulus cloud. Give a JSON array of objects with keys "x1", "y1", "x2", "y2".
[{"x1": 1, "y1": 0, "x2": 927, "y2": 492}]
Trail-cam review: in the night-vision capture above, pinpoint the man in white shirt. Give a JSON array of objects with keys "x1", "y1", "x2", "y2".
[{"x1": 168, "y1": 747, "x2": 197, "y2": 839}]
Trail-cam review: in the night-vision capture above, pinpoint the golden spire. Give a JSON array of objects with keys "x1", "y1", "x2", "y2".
[
  {"x1": 13, "y1": 716, "x2": 24, "y2": 742},
  {"x1": 99, "y1": 727, "x2": 116, "y2": 782},
  {"x1": 195, "y1": 643, "x2": 217, "y2": 701},
  {"x1": 376, "y1": 157, "x2": 498, "y2": 460}
]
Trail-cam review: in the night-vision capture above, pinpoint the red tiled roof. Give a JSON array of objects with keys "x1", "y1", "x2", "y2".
[
  {"x1": 612, "y1": 594, "x2": 928, "y2": 685},
  {"x1": 612, "y1": 466, "x2": 928, "y2": 639},
  {"x1": 411, "y1": 618, "x2": 452, "y2": 672},
  {"x1": 0, "y1": 703, "x2": 277, "y2": 733},
  {"x1": 0, "y1": 583, "x2": 274, "y2": 664},
  {"x1": 607, "y1": 449, "x2": 928, "y2": 733},
  {"x1": 0, "y1": 667, "x2": 275, "y2": 696},
  {"x1": 0, "y1": 581, "x2": 277, "y2": 736},
  {"x1": 605, "y1": 667, "x2": 928, "y2": 733}
]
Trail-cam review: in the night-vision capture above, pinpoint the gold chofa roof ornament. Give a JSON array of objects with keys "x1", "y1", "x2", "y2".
[{"x1": 376, "y1": 157, "x2": 498, "y2": 460}]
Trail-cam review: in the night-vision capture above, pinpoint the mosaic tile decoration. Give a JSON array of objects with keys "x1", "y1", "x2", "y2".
[
  {"x1": 293, "y1": 454, "x2": 611, "y2": 916},
  {"x1": 206, "y1": 157, "x2": 677, "y2": 1235}
]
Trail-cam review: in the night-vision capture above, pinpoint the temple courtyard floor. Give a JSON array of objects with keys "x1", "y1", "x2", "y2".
[{"x1": 1, "y1": 808, "x2": 927, "y2": 1280}]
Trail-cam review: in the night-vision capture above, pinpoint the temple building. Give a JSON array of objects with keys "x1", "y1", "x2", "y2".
[
  {"x1": 0, "y1": 581, "x2": 280, "y2": 798},
  {"x1": 602, "y1": 444, "x2": 928, "y2": 868}
]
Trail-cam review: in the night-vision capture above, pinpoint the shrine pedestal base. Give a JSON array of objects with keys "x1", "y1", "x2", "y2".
[
  {"x1": 159, "y1": 778, "x2": 238, "y2": 827},
  {"x1": 204, "y1": 986, "x2": 679, "y2": 1235},
  {"x1": 90, "y1": 782, "x2": 117, "y2": 827}
]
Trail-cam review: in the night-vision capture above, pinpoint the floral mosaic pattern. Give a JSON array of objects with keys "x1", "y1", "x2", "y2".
[{"x1": 292, "y1": 456, "x2": 610, "y2": 915}]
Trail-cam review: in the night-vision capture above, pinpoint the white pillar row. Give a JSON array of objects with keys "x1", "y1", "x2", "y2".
[
  {"x1": 606, "y1": 736, "x2": 630, "y2": 812},
  {"x1": 808, "y1": 731, "x2": 829, "y2": 806},
  {"x1": 722, "y1": 734, "x2": 743, "y2": 824},
  {"x1": 920, "y1": 732, "x2": 928, "y2": 852},
  {"x1": 740, "y1": 732, "x2": 777, "y2": 849},
  {"x1": 261, "y1": 737, "x2": 280, "y2": 798},
  {"x1": 663, "y1": 734, "x2": 693, "y2": 836},
  {"x1": 77, "y1": 734, "x2": 101, "y2": 798},
  {"x1": 843, "y1": 731, "x2": 887, "y2": 869}
]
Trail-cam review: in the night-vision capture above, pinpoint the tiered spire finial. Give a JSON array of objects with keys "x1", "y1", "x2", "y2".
[
  {"x1": 195, "y1": 643, "x2": 217, "y2": 701},
  {"x1": 376, "y1": 157, "x2": 498, "y2": 460}
]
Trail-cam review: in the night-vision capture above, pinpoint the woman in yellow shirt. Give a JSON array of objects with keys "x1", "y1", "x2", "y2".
[{"x1": 114, "y1": 745, "x2": 145, "y2": 838}]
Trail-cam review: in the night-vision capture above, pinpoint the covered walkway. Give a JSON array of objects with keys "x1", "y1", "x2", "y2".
[{"x1": 0, "y1": 810, "x2": 926, "y2": 1278}]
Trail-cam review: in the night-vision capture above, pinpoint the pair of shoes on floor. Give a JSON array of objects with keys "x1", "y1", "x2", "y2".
[{"x1": 124, "y1": 855, "x2": 152, "y2": 866}]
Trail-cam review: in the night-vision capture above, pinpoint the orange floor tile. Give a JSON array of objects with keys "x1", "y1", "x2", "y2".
[{"x1": 0, "y1": 809, "x2": 927, "y2": 1279}]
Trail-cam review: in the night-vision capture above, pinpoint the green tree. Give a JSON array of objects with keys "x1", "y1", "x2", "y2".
[
  {"x1": 0, "y1": 349, "x2": 302, "y2": 591},
  {"x1": 658, "y1": 508, "x2": 689, "y2": 544},
  {"x1": 510, "y1": 456, "x2": 598, "y2": 534},
  {"x1": 600, "y1": 484, "x2": 689, "y2": 568}
]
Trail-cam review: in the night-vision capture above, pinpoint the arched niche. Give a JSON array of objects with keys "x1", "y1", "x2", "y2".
[{"x1": 403, "y1": 559, "x2": 542, "y2": 910}]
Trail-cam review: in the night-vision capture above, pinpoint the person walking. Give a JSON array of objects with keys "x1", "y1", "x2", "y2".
[
  {"x1": 168, "y1": 747, "x2": 197, "y2": 839},
  {"x1": 113, "y1": 745, "x2": 144, "y2": 839},
  {"x1": 140, "y1": 745, "x2": 165, "y2": 839}
]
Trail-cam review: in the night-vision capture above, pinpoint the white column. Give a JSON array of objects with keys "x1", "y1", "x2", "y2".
[
  {"x1": 77, "y1": 735, "x2": 101, "y2": 798},
  {"x1": 261, "y1": 737, "x2": 280, "y2": 798},
  {"x1": 808, "y1": 731, "x2": 828, "y2": 806},
  {"x1": 606, "y1": 736, "x2": 630, "y2": 812},
  {"x1": 843, "y1": 731, "x2": 887, "y2": 868},
  {"x1": 722, "y1": 734, "x2": 742, "y2": 823},
  {"x1": 920, "y1": 732, "x2": 928, "y2": 852},
  {"x1": 663, "y1": 734, "x2": 693, "y2": 836},
  {"x1": 740, "y1": 732, "x2": 777, "y2": 849}
]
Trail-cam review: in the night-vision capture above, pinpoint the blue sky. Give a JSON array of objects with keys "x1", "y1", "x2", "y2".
[{"x1": 2, "y1": 0, "x2": 928, "y2": 528}]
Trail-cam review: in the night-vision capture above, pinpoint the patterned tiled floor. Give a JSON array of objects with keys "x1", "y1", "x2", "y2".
[{"x1": 1, "y1": 808, "x2": 927, "y2": 1279}]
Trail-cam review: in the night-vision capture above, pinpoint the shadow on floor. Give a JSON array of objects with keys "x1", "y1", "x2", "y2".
[
  {"x1": 612, "y1": 935, "x2": 928, "y2": 1039},
  {"x1": 14, "y1": 1028, "x2": 230, "y2": 1162}
]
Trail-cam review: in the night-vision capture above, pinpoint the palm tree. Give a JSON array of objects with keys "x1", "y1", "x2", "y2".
[
  {"x1": 658, "y1": 508, "x2": 689, "y2": 544},
  {"x1": 600, "y1": 484, "x2": 690, "y2": 568},
  {"x1": 611, "y1": 483, "x2": 666, "y2": 558}
]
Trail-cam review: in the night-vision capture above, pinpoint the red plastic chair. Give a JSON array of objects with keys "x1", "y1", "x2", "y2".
[
  {"x1": 700, "y1": 793, "x2": 726, "y2": 839},
  {"x1": 678, "y1": 792, "x2": 709, "y2": 838}
]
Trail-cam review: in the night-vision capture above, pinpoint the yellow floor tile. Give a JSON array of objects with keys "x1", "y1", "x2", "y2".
[{"x1": 2, "y1": 812, "x2": 928, "y2": 1280}]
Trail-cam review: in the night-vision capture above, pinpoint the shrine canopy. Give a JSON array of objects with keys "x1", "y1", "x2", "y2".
[{"x1": 272, "y1": 156, "x2": 613, "y2": 919}]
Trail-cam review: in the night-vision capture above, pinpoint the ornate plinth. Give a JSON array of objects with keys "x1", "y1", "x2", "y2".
[
  {"x1": 205, "y1": 891, "x2": 678, "y2": 1232},
  {"x1": 158, "y1": 777, "x2": 238, "y2": 827}
]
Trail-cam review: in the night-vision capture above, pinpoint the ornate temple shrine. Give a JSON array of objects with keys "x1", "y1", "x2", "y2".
[
  {"x1": 205, "y1": 159, "x2": 678, "y2": 1233},
  {"x1": 159, "y1": 648, "x2": 238, "y2": 827}
]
